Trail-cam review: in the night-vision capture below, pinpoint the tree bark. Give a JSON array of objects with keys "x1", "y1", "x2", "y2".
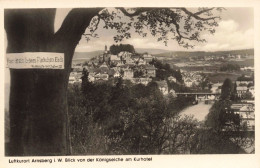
[{"x1": 5, "y1": 8, "x2": 102, "y2": 156}]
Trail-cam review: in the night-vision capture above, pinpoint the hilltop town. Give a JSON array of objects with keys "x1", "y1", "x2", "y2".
[{"x1": 70, "y1": 45, "x2": 155, "y2": 85}]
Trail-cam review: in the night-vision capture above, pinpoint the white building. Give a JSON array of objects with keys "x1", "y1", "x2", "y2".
[
  {"x1": 143, "y1": 54, "x2": 153, "y2": 62},
  {"x1": 211, "y1": 83, "x2": 222, "y2": 94},
  {"x1": 114, "y1": 71, "x2": 121, "y2": 78},
  {"x1": 123, "y1": 69, "x2": 134, "y2": 79},
  {"x1": 236, "y1": 86, "x2": 248, "y2": 97},
  {"x1": 69, "y1": 76, "x2": 76, "y2": 84},
  {"x1": 184, "y1": 78, "x2": 193, "y2": 87},
  {"x1": 168, "y1": 76, "x2": 177, "y2": 83},
  {"x1": 231, "y1": 103, "x2": 255, "y2": 130},
  {"x1": 248, "y1": 86, "x2": 255, "y2": 98}
]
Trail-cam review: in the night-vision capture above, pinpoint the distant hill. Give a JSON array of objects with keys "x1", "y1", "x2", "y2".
[
  {"x1": 73, "y1": 50, "x2": 103, "y2": 60},
  {"x1": 135, "y1": 48, "x2": 172, "y2": 55},
  {"x1": 154, "y1": 49, "x2": 254, "y2": 58},
  {"x1": 72, "y1": 48, "x2": 254, "y2": 60},
  {"x1": 73, "y1": 48, "x2": 171, "y2": 60}
]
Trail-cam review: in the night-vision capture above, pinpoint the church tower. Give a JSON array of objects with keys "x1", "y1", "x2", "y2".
[
  {"x1": 103, "y1": 45, "x2": 110, "y2": 64},
  {"x1": 105, "y1": 45, "x2": 108, "y2": 54}
]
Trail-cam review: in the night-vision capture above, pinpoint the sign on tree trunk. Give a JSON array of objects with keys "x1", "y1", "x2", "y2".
[{"x1": 6, "y1": 52, "x2": 64, "y2": 69}]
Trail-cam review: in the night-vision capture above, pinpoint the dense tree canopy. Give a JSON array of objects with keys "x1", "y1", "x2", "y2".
[
  {"x1": 221, "y1": 78, "x2": 234, "y2": 100},
  {"x1": 67, "y1": 73, "x2": 196, "y2": 154},
  {"x1": 205, "y1": 100, "x2": 239, "y2": 131},
  {"x1": 150, "y1": 58, "x2": 183, "y2": 82},
  {"x1": 220, "y1": 63, "x2": 240, "y2": 72},
  {"x1": 109, "y1": 44, "x2": 135, "y2": 55}
]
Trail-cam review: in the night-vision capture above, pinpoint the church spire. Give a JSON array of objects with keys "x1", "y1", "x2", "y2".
[{"x1": 105, "y1": 45, "x2": 107, "y2": 53}]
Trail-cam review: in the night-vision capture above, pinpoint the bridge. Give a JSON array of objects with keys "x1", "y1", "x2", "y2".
[{"x1": 175, "y1": 92, "x2": 221, "y2": 100}]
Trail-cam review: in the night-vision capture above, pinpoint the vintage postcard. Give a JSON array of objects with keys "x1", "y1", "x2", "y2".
[{"x1": 0, "y1": 0, "x2": 260, "y2": 168}]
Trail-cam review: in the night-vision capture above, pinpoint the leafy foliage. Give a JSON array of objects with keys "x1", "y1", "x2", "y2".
[{"x1": 84, "y1": 7, "x2": 223, "y2": 48}]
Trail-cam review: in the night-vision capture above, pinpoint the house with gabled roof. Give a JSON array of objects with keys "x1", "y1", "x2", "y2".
[
  {"x1": 184, "y1": 78, "x2": 193, "y2": 87},
  {"x1": 69, "y1": 76, "x2": 76, "y2": 84},
  {"x1": 118, "y1": 51, "x2": 132, "y2": 60},
  {"x1": 136, "y1": 57, "x2": 146, "y2": 65},
  {"x1": 110, "y1": 54, "x2": 121, "y2": 65},
  {"x1": 94, "y1": 73, "x2": 109, "y2": 81},
  {"x1": 236, "y1": 80, "x2": 253, "y2": 86},
  {"x1": 231, "y1": 103, "x2": 255, "y2": 130},
  {"x1": 113, "y1": 70, "x2": 121, "y2": 78},
  {"x1": 143, "y1": 53, "x2": 153, "y2": 62},
  {"x1": 236, "y1": 86, "x2": 248, "y2": 97},
  {"x1": 145, "y1": 65, "x2": 156, "y2": 77}
]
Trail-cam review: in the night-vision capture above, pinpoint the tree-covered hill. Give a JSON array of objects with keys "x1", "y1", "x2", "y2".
[{"x1": 155, "y1": 48, "x2": 254, "y2": 58}]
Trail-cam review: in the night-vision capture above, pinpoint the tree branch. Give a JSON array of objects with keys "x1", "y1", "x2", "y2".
[
  {"x1": 171, "y1": 14, "x2": 193, "y2": 42},
  {"x1": 116, "y1": 7, "x2": 152, "y2": 17},
  {"x1": 83, "y1": 14, "x2": 101, "y2": 38},
  {"x1": 178, "y1": 8, "x2": 220, "y2": 21},
  {"x1": 91, "y1": 14, "x2": 101, "y2": 33},
  {"x1": 194, "y1": 7, "x2": 215, "y2": 16}
]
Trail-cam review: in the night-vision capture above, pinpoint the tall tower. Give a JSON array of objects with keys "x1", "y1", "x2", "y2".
[
  {"x1": 105, "y1": 45, "x2": 108, "y2": 53},
  {"x1": 103, "y1": 45, "x2": 109, "y2": 63}
]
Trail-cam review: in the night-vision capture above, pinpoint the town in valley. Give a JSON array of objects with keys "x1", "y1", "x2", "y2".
[{"x1": 68, "y1": 44, "x2": 255, "y2": 154}]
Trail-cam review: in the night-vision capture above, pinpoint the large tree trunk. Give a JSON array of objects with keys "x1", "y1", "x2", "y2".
[{"x1": 5, "y1": 8, "x2": 101, "y2": 156}]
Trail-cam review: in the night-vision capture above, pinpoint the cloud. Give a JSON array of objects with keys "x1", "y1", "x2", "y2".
[
  {"x1": 199, "y1": 20, "x2": 254, "y2": 51},
  {"x1": 218, "y1": 20, "x2": 239, "y2": 32}
]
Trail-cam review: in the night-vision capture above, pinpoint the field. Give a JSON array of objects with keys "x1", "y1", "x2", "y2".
[
  {"x1": 229, "y1": 59, "x2": 254, "y2": 67},
  {"x1": 206, "y1": 72, "x2": 246, "y2": 83}
]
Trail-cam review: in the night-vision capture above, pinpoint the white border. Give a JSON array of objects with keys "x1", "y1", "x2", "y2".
[{"x1": 0, "y1": 0, "x2": 260, "y2": 168}]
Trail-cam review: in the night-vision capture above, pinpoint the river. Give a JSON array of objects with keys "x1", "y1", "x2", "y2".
[{"x1": 180, "y1": 101, "x2": 213, "y2": 122}]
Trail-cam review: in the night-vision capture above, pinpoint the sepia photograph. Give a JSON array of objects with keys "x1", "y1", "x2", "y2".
[{"x1": 1, "y1": 2, "x2": 259, "y2": 167}]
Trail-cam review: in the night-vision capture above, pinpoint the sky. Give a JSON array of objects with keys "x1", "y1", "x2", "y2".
[{"x1": 54, "y1": 7, "x2": 254, "y2": 52}]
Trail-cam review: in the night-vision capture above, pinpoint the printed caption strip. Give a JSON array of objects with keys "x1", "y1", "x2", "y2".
[{"x1": 6, "y1": 52, "x2": 64, "y2": 69}]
